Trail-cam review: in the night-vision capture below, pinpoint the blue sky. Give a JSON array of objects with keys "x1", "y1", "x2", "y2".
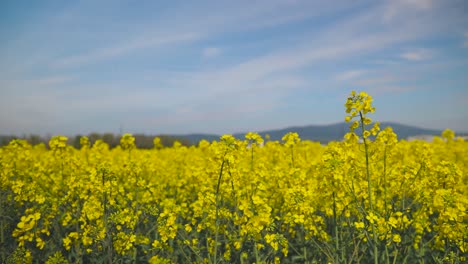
[{"x1": 1, "y1": 0, "x2": 467, "y2": 136}]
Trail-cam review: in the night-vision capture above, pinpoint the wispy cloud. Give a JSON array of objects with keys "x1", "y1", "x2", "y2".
[
  {"x1": 1, "y1": 75, "x2": 75, "y2": 96},
  {"x1": 348, "y1": 68, "x2": 423, "y2": 95},
  {"x1": 355, "y1": 75, "x2": 402, "y2": 87},
  {"x1": 335, "y1": 70, "x2": 368, "y2": 81},
  {"x1": 464, "y1": 32, "x2": 468, "y2": 47},
  {"x1": 400, "y1": 49, "x2": 434, "y2": 61},
  {"x1": 1, "y1": 0, "x2": 467, "y2": 134},
  {"x1": 130, "y1": 12, "x2": 443, "y2": 122},
  {"x1": 202, "y1": 47, "x2": 222, "y2": 58},
  {"x1": 52, "y1": 32, "x2": 200, "y2": 68},
  {"x1": 370, "y1": 85, "x2": 418, "y2": 95},
  {"x1": 383, "y1": 0, "x2": 433, "y2": 22},
  {"x1": 47, "y1": 1, "x2": 355, "y2": 69},
  {"x1": 27, "y1": 1, "x2": 461, "y2": 132}
]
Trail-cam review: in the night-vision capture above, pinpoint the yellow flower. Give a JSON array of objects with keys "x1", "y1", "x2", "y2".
[
  {"x1": 36, "y1": 237, "x2": 45, "y2": 249},
  {"x1": 2, "y1": 90, "x2": 468, "y2": 263},
  {"x1": 282, "y1": 132, "x2": 300, "y2": 147},
  {"x1": 366, "y1": 212, "x2": 378, "y2": 224},
  {"x1": 120, "y1": 133, "x2": 136, "y2": 150},
  {"x1": 245, "y1": 132, "x2": 264, "y2": 145},
  {"x1": 363, "y1": 117, "x2": 372, "y2": 125},
  {"x1": 363, "y1": 130, "x2": 371, "y2": 138},
  {"x1": 63, "y1": 237, "x2": 72, "y2": 250},
  {"x1": 355, "y1": 222, "x2": 365, "y2": 229},
  {"x1": 234, "y1": 241, "x2": 241, "y2": 250}
]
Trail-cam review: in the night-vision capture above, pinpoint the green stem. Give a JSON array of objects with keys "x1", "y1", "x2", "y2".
[
  {"x1": 392, "y1": 248, "x2": 398, "y2": 264},
  {"x1": 290, "y1": 147, "x2": 295, "y2": 168},
  {"x1": 384, "y1": 146, "x2": 388, "y2": 218},
  {"x1": 254, "y1": 243, "x2": 260, "y2": 263},
  {"x1": 359, "y1": 111, "x2": 378, "y2": 264},
  {"x1": 250, "y1": 147, "x2": 254, "y2": 171},
  {"x1": 102, "y1": 170, "x2": 113, "y2": 264},
  {"x1": 384, "y1": 146, "x2": 390, "y2": 264},
  {"x1": 0, "y1": 192, "x2": 5, "y2": 263},
  {"x1": 214, "y1": 157, "x2": 226, "y2": 264},
  {"x1": 359, "y1": 112, "x2": 373, "y2": 211},
  {"x1": 333, "y1": 191, "x2": 340, "y2": 262}
]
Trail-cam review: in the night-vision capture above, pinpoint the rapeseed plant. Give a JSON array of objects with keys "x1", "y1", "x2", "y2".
[{"x1": 0, "y1": 92, "x2": 466, "y2": 263}]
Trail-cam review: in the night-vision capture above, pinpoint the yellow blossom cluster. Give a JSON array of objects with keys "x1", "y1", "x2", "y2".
[{"x1": 0, "y1": 92, "x2": 467, "y2": 263}]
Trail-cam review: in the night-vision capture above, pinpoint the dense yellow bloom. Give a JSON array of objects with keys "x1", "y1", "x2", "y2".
[
  {"x1": 245, "y1": 132, "x2": 264, "y2": 145},
  {"x1": 120, "y1": 133, "x2": 136, "y2": 150},
  {"x1": 49, "y1": 136, "x2": 68, "y2": 150},
  {"x1": 282, "y1": 132, "x2": 300, "y2": 147},
  {"x1": 1, "y1": 91, "x2": 466, "y2": 263},
  {"x1": 392, "y1": 234, "x2": 402, "y2": 243},
  {"x1": 355, "y1": 222, "x2": 365, "y2": 229}
]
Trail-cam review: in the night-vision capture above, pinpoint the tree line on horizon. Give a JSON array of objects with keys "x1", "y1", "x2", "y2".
[{"x1": 0, "y1": 133, "x2": 191, "y2": 149}]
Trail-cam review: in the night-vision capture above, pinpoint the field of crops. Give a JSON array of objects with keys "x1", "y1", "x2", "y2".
[{"x1": 1, "y1": 92, "x2": 467, "y2": 263}]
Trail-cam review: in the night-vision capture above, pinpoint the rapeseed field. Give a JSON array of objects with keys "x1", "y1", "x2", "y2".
[{"x1": 0, "y1": 92, "x2": 466, "y2": 263}]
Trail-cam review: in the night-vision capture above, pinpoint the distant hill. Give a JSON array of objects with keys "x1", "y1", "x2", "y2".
[
  {"x1": 1, "y1": 122, "x2": 459, "y2": 148},
  {"x1": 172, "y1": 133, "x2": 220, "y2": 144},
  {"x1": 179, "y1": 122, "x2": 446, "y2": 144}
]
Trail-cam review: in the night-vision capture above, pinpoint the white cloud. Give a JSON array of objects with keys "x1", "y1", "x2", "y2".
[
  {"x1": 202, "y1": 47, "x2": 222, "y2": 58},
  {"x1": 347, "y1": 69, "x2": 421, "y2": 95},
  {"x1": 405, "y1": 0, "x2": 433, "y2": 9},
  {"x1": 383, "y1": 0, "x2": 433, "y2": 22},
  {"x1": 33, "y1": 76, "x2": 75, "y2": 86},
  {"x1": 52, "y1": 32, "x2": 199, "y2": 68},
  {"x1": 48, "y1": 0, "x2": 367, "y2": 68},
  {"x1": 36, "y1": 0, "x2": 460, "y2": 73},
  {"x1": 136, "y1": 15, "x2": 439, "y2": 120},
  {"x1": 336, "y1": 70, "x2": 367, "y2": 81},
  {"x1": 16, "y1": 1, "x2": 450, "y2": 133},
  {"x1": 370, "y1": 85, "x2": 417, "y2": 95},
  {"x1": 355, "y1": 75, "x2": 401, "y2": 87},
  {"x1": 0, "y1": 75, "x2": 75, "y2": 96},
  {"x1": 464, "y1": 32, "x2": 468, "y2": 47},
  {"x1": 2, "y1": 0, "x2": 467, "y2": 134},
  {"x1": 400, "y1": 49, "x2": 433, "y2": 61}
]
